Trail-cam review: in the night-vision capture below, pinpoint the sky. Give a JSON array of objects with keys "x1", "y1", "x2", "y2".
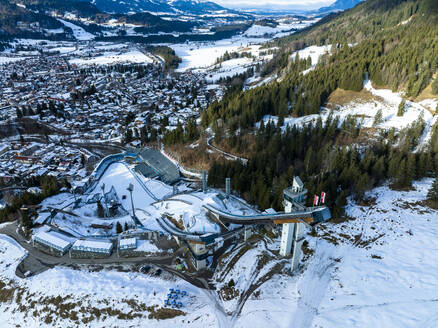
[{"x1": 213, "y1": 0, "x2": 335, "y2": 10}]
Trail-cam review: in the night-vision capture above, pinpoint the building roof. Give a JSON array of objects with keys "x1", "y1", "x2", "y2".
[
  {"x1": 72, "y1": 239, "x2": 113, "y2": 251},
  {"x1": 119, "y1": 237, "x2": 136, "y2": 248},
  {"x1": 33, "y1": 230, "x2": 72, "y2": 250},
  {"x1": 293, "y1": 176, "x2": 304, "y2": 188}
]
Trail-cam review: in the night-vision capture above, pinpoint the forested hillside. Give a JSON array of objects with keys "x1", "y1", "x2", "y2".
[
  {"x1": 202, "y1": 0, "x2": 438, "y2": 128},
  {"x1": 2, "y1": 0, "x2": 201, "y2": 39},
  {"x1": 0, "y1": 2, "x2": 69, "y2": 39},
  {"x1": 199, "y1": 0, "x2": 438, "y2": 216}
]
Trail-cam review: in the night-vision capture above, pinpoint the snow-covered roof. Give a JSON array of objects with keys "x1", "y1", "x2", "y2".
[
  {"x1": 72, "y1": 239, "x2": 113, "y2": 252},
  {"x1": 33, "y1": 231, "x2": 72, "y2": 250},
  {"x1": 34, "y1": 212, "x2": 51, "y2": 225},
  {"x1": 119, "y1": 237, "x2": 136, "y2": 249}
]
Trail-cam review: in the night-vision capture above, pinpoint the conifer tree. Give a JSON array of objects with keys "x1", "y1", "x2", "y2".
[
  {"x1": 398, "y1": 99, "x2": 406, "y2": 116},
  {"x1": 373, "y1": 109, "x2": 383, "y2": 127},
  {"x1": 97, "y1": 200, "x2": 104, "y2": 218},
  {"x1": 21, "y1": 210, "x2": 33, "y2": 231},
  {"x1": 432, "y1": 78, "x2": 438, "y2": 95},
  {"x1": 427, "y1": 175, "x2": 438, "y2": 201},
  {"x1": 116, "y1": 222, "x2": 123, "y2": 234}
]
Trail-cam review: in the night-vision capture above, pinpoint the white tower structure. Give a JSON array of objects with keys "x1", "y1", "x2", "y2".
[{"x1": 280, "y1": 176, "x2": 307, "y2": 271}]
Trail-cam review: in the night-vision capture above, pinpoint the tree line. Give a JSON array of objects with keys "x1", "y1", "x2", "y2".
[{"x1": 208, "y1": 114, "x2": 437, "y2": 218}]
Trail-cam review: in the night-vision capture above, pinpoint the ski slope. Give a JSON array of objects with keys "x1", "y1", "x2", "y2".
[
  {"x1": 58, "y1": 19, "x2": 95, "y2": 41},
  {"x1": 89, "y1": 162, "x2": 170, "y2": 212}
]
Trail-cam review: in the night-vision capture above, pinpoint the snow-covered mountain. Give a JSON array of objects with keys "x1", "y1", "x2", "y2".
[
  {"x1": 87, "y1": 0, "x2": 237, "y2": 15},
  {"x1": 316, "y1": 0, "x2": 365, "y2": 13}
]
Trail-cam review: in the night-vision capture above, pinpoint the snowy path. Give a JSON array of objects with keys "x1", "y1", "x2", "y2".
[
  {"x1": 202, "y1": 289, "x2": 233, "y2": 328},
  {"x1": 290, "y1": 242, "x2": 337, "y2": 328}
]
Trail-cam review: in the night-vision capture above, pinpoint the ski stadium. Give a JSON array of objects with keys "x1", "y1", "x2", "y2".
[{"x1": 31, "y1": 147, "x2": 331, "y2": 270}]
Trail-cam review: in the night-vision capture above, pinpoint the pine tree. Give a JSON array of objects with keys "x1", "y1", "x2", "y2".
[
  {"x1": 406, "y1": 154, "x2": 416, "y2": 184},
  {"x1": 21, "y1": 209, "x2": 33, "y2": 231},
  {"x1": 373, "y1": 109, "x2": 383, "y2": 127},
  {"x1": 432, "y1": 78, "x2": 438, "y2": 95},
  {"x1": 116, "y1": 222, "x2": 123, "y2": 234},
  {"x1": 428, "y1": 175, "x2": 438, "y2": 201},
  {"x1": 397, "y1": 99, "x2": 406, "y2": 116},
  {"x1": 97, "y1": 200, "x2": 104, "y2": 218},
  {"x1": 124, "y1": 222, "x2": 129, "y2": 231}
]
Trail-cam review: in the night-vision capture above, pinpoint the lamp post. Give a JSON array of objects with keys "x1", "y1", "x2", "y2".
[
  {"x1": 101, "y1": 183, "x2": 105, "y2": 218},
  {"x1": 127, "y1": 183, "x2": 135, "y2": 219}
]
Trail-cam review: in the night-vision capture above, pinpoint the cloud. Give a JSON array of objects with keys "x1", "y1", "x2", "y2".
[{"x1": 213, "y1": 0, "x2": 335, "y2": 10}]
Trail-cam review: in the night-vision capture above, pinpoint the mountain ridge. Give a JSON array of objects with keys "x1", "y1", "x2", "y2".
[
  {"x1": 315, "y1": 0, "x2": 365, "y2": 13},
  {"x1": 82, "y1": 0, "x2": 240, "y2": 16}
]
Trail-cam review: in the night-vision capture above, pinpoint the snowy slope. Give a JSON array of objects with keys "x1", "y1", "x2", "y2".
[
  {"x1": 58, "y1": 19, "x2": 95, "y2": 41},
  {"x1": 1, "y1": 177, "x2": 438, "y2": 327},
  {"x1": 235, "y1": 179, "x2": 438, "y2": 328},
  {"x1": 89, "y1": 162, "x2": 166, "y2": 211},
  {"x1": 69, "y1": 50, "x2": 153, "y2": 66},
  {"x1": 258, "y1": 79, "x2": 437, "y2": 149}
]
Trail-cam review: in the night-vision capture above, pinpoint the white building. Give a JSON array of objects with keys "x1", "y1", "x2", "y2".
[
  {"x1": 33, "y1": 230, "x2": 73, "y2": 256},
  {"x1": 118, "y1": 237, "x2": 137, "y2": 251},
  {"x1": 71, "y1": 239, "x2": 113, "y2": 255}
]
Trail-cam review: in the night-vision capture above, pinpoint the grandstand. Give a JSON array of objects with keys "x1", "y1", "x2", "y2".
[
  {"x1": 134, "y1": 163, "x2": 158, "y2": 180},
  {"x1": 138, "y1": 148, "x2": 180, "y2": 184}
]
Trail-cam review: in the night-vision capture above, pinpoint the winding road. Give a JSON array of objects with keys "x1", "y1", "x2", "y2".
[{"x1": 207, "y1": 137, "x2": 248, "y2": 164}]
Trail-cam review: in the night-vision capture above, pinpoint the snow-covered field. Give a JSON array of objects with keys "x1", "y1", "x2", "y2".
[
  {"x1": 204, "y1": 57, "x2": 253, "y2": 82},
  {"x1": 170, "y1": 20, "x2": 317, "y2": 73},
  {"x1": 172, "y1": 42, "x2": 245, "y2": 72},
  {"x1": 292, "y1": 44, "x2": 332, "y2": 74},
  {"x1": 0, "y1": 56, "x2": 29, "y2": 64},
  {"x1": 69, "y1": 50, "x2": 153, "y2": 66},
  {"x1": 244, "y1": 18, "x2": 319, "y2": 38},
  {"x1": 2, "y1": 179, "x2": 436, "y2": 327}
]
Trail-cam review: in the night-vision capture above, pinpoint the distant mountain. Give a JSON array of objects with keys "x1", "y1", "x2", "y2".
[
  {"x1": 2, "y1": 1, "x2": 198, "y2": 40},
  {"x1": 86, "y1": 0, "x2": 237, "y2": 16},
  {"x1": 316, "y1": 0, "x2": 365, "y2": 13},
  {"x1": 1, "y1": 0, "x2": 250, "y2": 42}
]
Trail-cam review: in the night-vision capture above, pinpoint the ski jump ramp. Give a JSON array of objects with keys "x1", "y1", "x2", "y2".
[{"x1": 203, "y1": 204, "x2": 331, "y2": 225}]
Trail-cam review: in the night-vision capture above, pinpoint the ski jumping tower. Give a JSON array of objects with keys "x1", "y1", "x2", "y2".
[{"x1": 280, "y1": 176, "x2": 307, "y2": 271}]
